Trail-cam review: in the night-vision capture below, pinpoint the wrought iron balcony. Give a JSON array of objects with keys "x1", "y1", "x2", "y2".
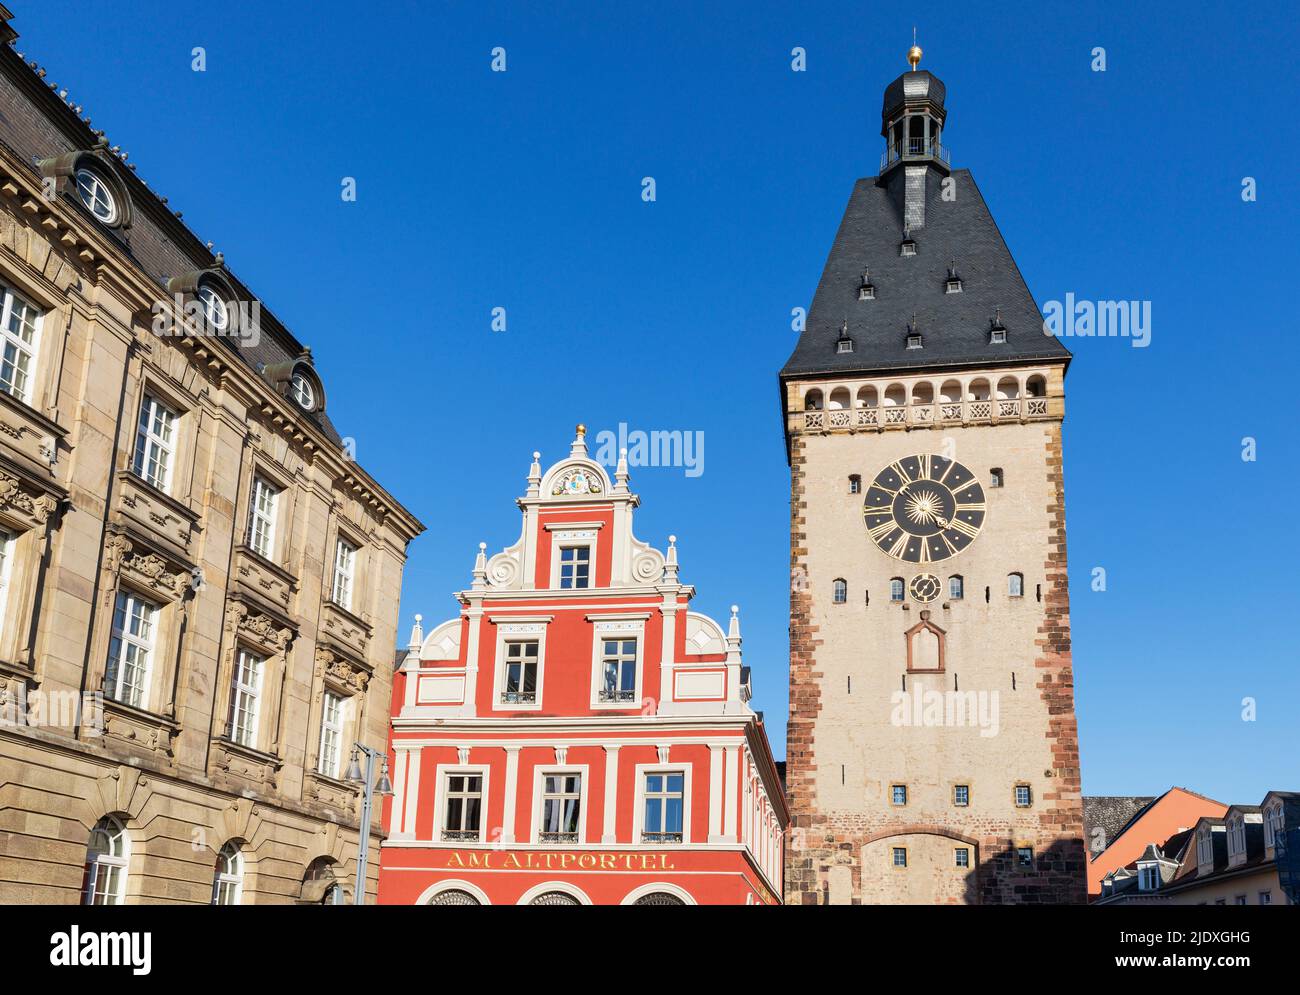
[
  {"x1": 598, "y1": 688, "x2": 637, "y2": 703},
  {"x1": 500, "y1": 690, "x2": 536, "y2": 704},
  {"x1": 881, "y1": 138, "x2": 951, "y2": 171},
  {"x1": 538, "y1": 831, "x2": 579, "y2": 844},
  {"x1": 441, "y1": 829, "x2": 480, "y2": 842},
  {"x1": 641, "y1": 831, "x2": 683, "y2": 844}
]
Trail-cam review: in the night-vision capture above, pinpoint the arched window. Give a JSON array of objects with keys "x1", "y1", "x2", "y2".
[
  {"x1": 832, "y1": 579, "x2": 847, "y2": 604},
  {"x1": 529, "y1": 890, "x2": 581, "y2": 906},
  {"x1": 848, "y1": 474, "x2": 861, "y2": 494},
  {"x1": 804, "y1": 389, "x2": 823, "y2": 411},
  {"x1": 828, "y1": 387, "x2": 850, "y2": 410},
  {"x1": 989, "y1": 467, "x2": 1004, "y2": 488},
  {"x1": 632, "y1": 891, "x2": 686, "y2": 906},
  {"x1": 948, "y1": 575, "x2": 964, "y2": 600},
  {"x1": 429, "y1": 888, "x2": 481, "y2": 906},
  {"x1": 301, "y1": 857, "x2": 344, "y2": 905},
  {"x1": 856, "y1": 385, "x2": 878, "y2": 408},
  {"x1": 212, "y1": 841, "x2": 244, "y2": 905},
  {"x1": 1026, "y1": 375, "x2": 1047, "y2": 398},
  {"x1": 1008, "y1": 573, "x2": 1024, "y2": 598},
  {"x1": 82, "y1": 816, "x2": 128, "y2": 905},
  {"x1": 889, "y1": 578, "x2": 904, "y2": 603}
]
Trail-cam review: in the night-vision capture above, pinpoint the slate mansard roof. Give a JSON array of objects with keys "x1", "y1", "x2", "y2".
[
  {"x1": 780, "y1": 166, "x2": 1072, "y2": 382},
  {"x1": 0, "y1": 17, "x2": 344, "y2": 446}
]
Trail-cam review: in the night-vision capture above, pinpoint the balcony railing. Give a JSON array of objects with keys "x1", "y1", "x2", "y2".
[
  {"x1": 802, "y1": 396, "x2": 1051, "y2": 433},
  {"x1": 641, "y1": 831, "x2": 683, "y2": 844},
  {"x1": 881, "y1": 138, "x2": 951, "y2": 171},
  {"x1": 441, "y1": 829, "x2": 480, "y2": 842},
  {"x1": 598, "y1": 688, "x2": 636, "y2": 703},
  {"x1": 500, "y1": 690, "x2": 536, "y2": 704},
  {"x1": 538, "y1": 831, "x2": 579, "y2": 845}
]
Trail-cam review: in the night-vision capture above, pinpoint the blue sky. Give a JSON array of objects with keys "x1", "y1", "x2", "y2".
[{"x1": 21, "y1": 1, "x2": 1298, "y2": 802}]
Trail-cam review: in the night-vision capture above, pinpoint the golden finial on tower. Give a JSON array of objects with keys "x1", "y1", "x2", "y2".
[
  {"x1": 907, "y1": 27, "x2": 922, "y2": 71},
  {"x1": 576, "y1": 423, "x2": 586, "y2": 438}
]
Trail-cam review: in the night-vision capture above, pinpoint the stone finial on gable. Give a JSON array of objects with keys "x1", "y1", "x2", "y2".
[
  {"x1": 569, "y1": 423, "x2": 588, "y2": 458},
  {"x1": 726, "y1": 604, "x2": 742, "y2": 663},
  {"x1": 471, "y1": 542, "x2": 488, "y2": 591},
  {"x1": 526, "y1": 451, "x2": 542, "y2": 498},
  {"x1": 407, "y1": 613, "x2": 424, "y2": 652},
  {"x1": 663, "y1": 534, "x2": 679, "y2": 583},
  {"x1": 614, "y1": 447, "x2": 630, "y2": 494}
]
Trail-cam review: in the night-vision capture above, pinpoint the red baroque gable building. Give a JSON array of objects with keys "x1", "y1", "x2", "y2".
[{"x1": 378, "y1": 427, "x2": 788, "y2": 905}]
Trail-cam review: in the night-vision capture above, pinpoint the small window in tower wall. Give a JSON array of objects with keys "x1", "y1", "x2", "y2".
[
  {"x1": 948, "y1": 575, "x2": 964, "y2": 600},
  {"x1": 900, "y1": 242, "x2": 916, "y2": 257},
  {"x1": 1016, "y1": 847, "x2": 1034, "y2": 868},
  {"x1": 953, "y1": 784, "x2": 969, "y2": 807},
  {"x1": 890, "y1": 578, "x2": 904, "y2": 603},
  {"x1": 832, "y1": 579, "x2": 847, "y2": 604},
  {"x1": 1015, "y1": 784, "x2": 1033, "y2": 808},
  {"x1": 891, "y1": 784, "x2": 907, "y2": 806},
  {"x1": 1008, "y1": 573, "x2": 1024, "y2": 598},
  {"x1": 892, "y1": 847, "x2": 908, "y2": 867},
  {"x1": 837, "y1": 338, "x2": 854, "y2": 354},
  {"x1": 906, "y1": 334, "x2": 923, "y2": 349},
  {"x1": 990, "y1": 328, "x2": 1007, "y2": 344},
  {"x1": 848, "y1": 475, "x2": 861, "y2": 494},
  {"x1": 990, "y1": 468, "x2": 1004, "y2": 488},
  {"x1": 955, "y1": 847, "x2": 970, "y2": 868}
]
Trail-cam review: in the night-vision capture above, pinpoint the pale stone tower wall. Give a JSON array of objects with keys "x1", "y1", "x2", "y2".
[{"x1": 784, "y1": 366, "x2": 1086, "y2": 904}]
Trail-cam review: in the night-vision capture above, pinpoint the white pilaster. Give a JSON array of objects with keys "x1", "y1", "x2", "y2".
[
  {"x1": 722, "y1": 745, "x2": 739, "y2": 843},
  {"x1": 709, "y1": 745, "x2": 724, "y2": 842},
  {"x1": 502, "y1": 746, "x2": 520, "y2": 843},
  {"x1": 602, "y1": 745, "x2": 620, "y2": 843}
]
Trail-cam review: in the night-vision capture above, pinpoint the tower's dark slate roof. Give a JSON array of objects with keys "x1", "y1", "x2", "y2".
[
  {"x1": 780, "y1": 167, "x2": 1071, "y2": 381},
  {"x1": 882, "y1": 69, "x2": 946, "y2": 119}
]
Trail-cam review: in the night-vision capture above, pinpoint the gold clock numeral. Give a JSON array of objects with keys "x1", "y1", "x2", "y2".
[
  {"x1": 918, "y1": 540, "x2": 930, "y2": 563},
  {"x1": 891, "y1": 461, "x2": 912, "y2": 483},
  {"x1": 956, "y1": 502, "x2": 986, "y2": 513},
  {"x1": 868, "y1": 520, "x2": 897, "y2": 542},
  {"x1": 918, "y1": 454, "x2": 930, "y2": 479},
  {"x1": 939, "y1": 533, "x2": 959, "y2": 556},
  {"x1": 949, "y1": 517, "x2": 980, "y2": 539},
  {"x1": 888, "y1": 532, "x2": 911, "y2": 559}
]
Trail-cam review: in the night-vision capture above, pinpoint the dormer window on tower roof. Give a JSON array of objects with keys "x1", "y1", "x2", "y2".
[
  {"x1": 905, "y1": 316, "x2": 922, "y2": 349},
  {"x1": 946, "y1": 262, "x2": 963, "y2": 294},
  {"x1": 859, "y1": 269, "x2": 875, "y2": 301},
  {"x1": 900, "y1": 230, "x2": 917, "y2": 257},
  {"x1": 835, "y1": 319, "x2": 854, "y2": 354},
  {"x1": 989, "y1": 309, "x2": 1007, "y2": 344}
]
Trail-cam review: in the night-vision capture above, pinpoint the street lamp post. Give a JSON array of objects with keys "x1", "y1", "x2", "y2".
[{"x1": 344, "y1": 743, "x2": 393, "y2": 905}]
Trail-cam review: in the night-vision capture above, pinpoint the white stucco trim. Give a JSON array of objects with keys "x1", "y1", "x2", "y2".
[
  {"x1": 415, "y1": 879, "x2": 492, "y2": 906},
  {"x1": 619, "y1": 882, "x2": 698, "y2": 905},
  {"x1": 516, "y1": 881, "x2": 594, "y2": 906}
]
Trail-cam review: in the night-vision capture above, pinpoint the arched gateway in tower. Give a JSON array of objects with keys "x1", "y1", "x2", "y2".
[{"x1": 779, "y1": 44, "x2": 1086, "y2": 905}]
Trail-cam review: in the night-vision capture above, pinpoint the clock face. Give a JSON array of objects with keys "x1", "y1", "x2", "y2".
[
  {"x1": 909, "y1": 573, "x2": 941, "y2": 603},
  {"x1": 864, "y1": 454, "x2": 986, "y2": 563}
]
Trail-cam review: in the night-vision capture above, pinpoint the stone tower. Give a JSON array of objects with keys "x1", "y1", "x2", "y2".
[{"x1": 780, "y1": 46, "x2": 1086, "y2": 904}]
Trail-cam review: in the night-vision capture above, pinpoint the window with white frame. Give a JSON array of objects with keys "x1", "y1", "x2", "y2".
[
  {"x1": 75, "y1": 167, "x2": 118, "y2": 223},
  {"x1": 246, "y1": 476, "x2": 278, "y2": 559},
  {"x1": 1197, "y1": 830, "x2": 1212, "y2": 866},
  {"x1": 0, "y1": 528, "x2": 14, "y2": 628},
  {"x1": 1016, "y1": 847, "x2": 1034, "y2": 868},
  {"x1": 642, "y1": 772, "x2": 684, "y2": 843},
  {"x1": 539, "y1": 773, "x2": 581, "y2": 843},
  {"x1": 104, "y1": 591, "x2": 158, "y2": 709},
  {"x1": 442, "y1": 773, "x2": 484, "y2": 841},
  {"x1": 1014, "y1": 783, "x2": 1032, "y2": 808},
  {"x1": 953, "y1": 784, "x2": 969, "y2": 807},
  {"x1": 290, "y1": 372, "x2": 316, "y2": 411},
  {"x1": 949, "y1": 575, "x2": 964, "y2": 600},
  {"x1": 954, "y1": 847, "x2": 970, "y2": 868},
  {"x1": 558, "y1": 545, "x2": 591, "y2": 589},
  {"x1": 1228, "y1": 816, "x2": 1245, "y2": 855},
  {"x1": 1260, "y1": 890, "x2": 1272, "y2": 905},
  {"x1": 317, "y1": 691, "x2": 345, "y2": 778},
  {"x1": 211, "y1": 842, "x2": 243, "y2": 905},
  {"x1": 890, "y1": 577, "x2": 904, "y2": 602},
  {"x1": 0, "y1": 285, "x2": 41, "y2": 402},
  {"x1": 196, "y1": 282, "x2": 228, "y2": 331},
  {"x1": 227, "y1": 649, "x2": 264, "y2": 748},
  {"x1": 501, "y1": 640, "x2": 538, "y2": 704},
  {"x1": 1265, "y1": 805, "x2": 1283, "y2": 847},
  {"x1": 599, "y1": 638, "x2": 637, "y2": 703},
  {"x1": 832, "y1": 578, "x2": 847, "y2": 604},
  {"x1": 331, "y1": 538, "x2": 357, "y2": 610},
  {"x1": 82, "y1": 815, "x2": 128, "y2": 905},
  {"x1": 132, "y1": 394, "x2": 177, "y2": 492},
  {"x1": 1138, "y1": 864, "x2": 1160, "y2": 891},
  {"x1": 891, "y1": 784, "x2": 907, "y2": 805}
]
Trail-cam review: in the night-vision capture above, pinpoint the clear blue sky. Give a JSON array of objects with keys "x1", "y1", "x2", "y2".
[{"x1": 20, "y1": 1, "x2": 1297, "y2": 802}]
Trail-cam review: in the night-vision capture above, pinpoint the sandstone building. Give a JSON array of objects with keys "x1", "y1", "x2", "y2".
[
  {"x1": 0, "y1": 10, "x2": 423, "y2": 904},
  {"x1": 780, "y1": 46, "x2": 1086, "y2": 903}
]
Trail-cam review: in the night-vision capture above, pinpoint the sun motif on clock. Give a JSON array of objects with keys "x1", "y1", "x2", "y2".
[{"x1": 863, "y1": 454, "x2": 986, "y2": 563}]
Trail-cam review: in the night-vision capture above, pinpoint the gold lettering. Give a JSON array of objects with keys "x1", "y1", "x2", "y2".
[
  {"x1": 578, "y1": 854, "x2": 596, "y2": 869},
  {"x1": 447, "y1": 852, "x2": 464, "y2": 868}
]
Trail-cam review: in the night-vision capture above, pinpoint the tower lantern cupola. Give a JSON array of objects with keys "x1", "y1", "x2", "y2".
[{"x1": 880, "y1": 39, "x2": 950, "y2": 176}]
